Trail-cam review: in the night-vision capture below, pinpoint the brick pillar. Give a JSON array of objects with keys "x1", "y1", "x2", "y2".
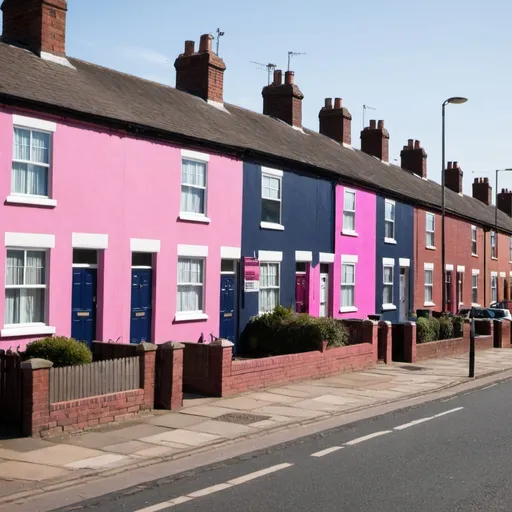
[
  {"x1": 209, "y1": 339, "x2": 234, "y2": 397},
  {"x1": 362, "y1": 320, "x2": 378, "y2": 362},
  {"x1": 155, "y1": 342, "x2": 184, "y2": 410},
  {"x1": 403, "y1": 322, "x2": 417, "y2": 363},
  {"x1": 21, "y1": 358, "x2": 53, "y2": 437},
  {"x1": 378, "y1": 321, "x2": 392, "y2": 364},
  {"x1": 502, "y1": 319, "x2": 511, "y2": 347},
  {"x1": 137, "y1": 342, "x2": 157, "y2": 410}
]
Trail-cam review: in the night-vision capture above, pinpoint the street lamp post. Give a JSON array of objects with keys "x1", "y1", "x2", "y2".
[{"x1": 442, "y1": 97, "x2": 468, "y2": 313}]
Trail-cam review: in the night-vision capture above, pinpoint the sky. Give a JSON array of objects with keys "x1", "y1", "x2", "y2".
[{"x1": 3, "y1": 0, "x2": 512, "y2": 196}]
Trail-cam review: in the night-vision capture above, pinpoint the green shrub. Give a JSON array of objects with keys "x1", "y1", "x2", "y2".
[
  {"x1": 453, "y1": 315, "x2": 464, "y2": 337},
  {"x1": 430, "y1": 317, "x2": 441, "y2": 341},
  {"x1": 439, "y1": 316, "x2": 454, "y2": 340},
  {"x1": 416, "y1": 317, "x2": 433, "y2": 343},
  {"x1": 25, "y1": 336, "x2": 92, "y2": 367},
  {"x1": 239, "y1": 307, "x2": 349, "y2": 356}
]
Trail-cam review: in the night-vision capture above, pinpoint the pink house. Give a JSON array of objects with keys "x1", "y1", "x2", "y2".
[{"x1": 332, "y1": 185, "x2": 377, "y2": 320}]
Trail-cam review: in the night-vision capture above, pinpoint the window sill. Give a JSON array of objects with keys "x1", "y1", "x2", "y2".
[
  {"x1": 384, "y1": 238, "x2": 397, "y2": 245},
  {"x1": 491, "y1": 257, "x2": 498, "y2": 261},
  {"x1": 1, "y1": 325, "x2": 56, "y2": 338},
  {"x1": 426, "y1": 246, "x2": 436, "y2": 251},
  {"x1": 472, "y1": 253, "x2": 478, "y2": 257},
  {"x1": 260, "y1": 221, "x2": 284, "y2": 231},
  {"x1": 340, "y1": 306, "x2": 358, "y2": 313},
  {"x1": 381, "y1": 304, "x2": 397, "y2": 311},
  {"x1": 174, "y1": 312, "x2": 209, "y2": 323},
  {"x1": 342, "y1": 230, "x2": 358, "y2": 237},
  {"x1": 423, "y1": 302, "x2": 436, "y2": 307},
  {"x1": 6, "y1": 195, "x2": 57, "y2": 208},
  {"x1": 471, "y1": 303, "x2": 481, "y2": 307},
  {"x1": 178, "y1": 212, "x2": 211, "y2": 224}
]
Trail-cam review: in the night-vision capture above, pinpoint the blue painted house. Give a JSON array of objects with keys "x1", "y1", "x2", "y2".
[{"x1": 239, "y1": 162, "x2": 335, "y2": 341}]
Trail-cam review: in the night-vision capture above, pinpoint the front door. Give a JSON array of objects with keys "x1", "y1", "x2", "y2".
[
  {"x1": 219, "y1": 275, "x2": 236, "y2": 343},
  {"x1": 130, "y1": 268, "x2": 152, "y2": 344},
  {"x1": 71, "y1": 268, "x2": 97, "y2": 346},
  {"x1": 319, "y1": 272, "x2": 329, "y2": 317},
  {"x1": 295, "y1": 274, "x2": 308, "y2": 313},
  {"x1": 399, "y1": 267, "x2": 409, "y2": 322}
]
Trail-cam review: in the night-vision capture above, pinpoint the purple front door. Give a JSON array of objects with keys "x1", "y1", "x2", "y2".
[{"x1": 295, "y1": 274, "x2": 308, "y2": 313}]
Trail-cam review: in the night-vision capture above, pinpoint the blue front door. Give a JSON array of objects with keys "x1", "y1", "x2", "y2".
[
  {"x1": 219, "y1": 275, "x2": 236, "y2": 343},
  {"x1": 71, "y1": 268, "x2": 97, "y2": 346},
  {"x1": 130, "y1": 269, "x2": 152, "y2": 344}
]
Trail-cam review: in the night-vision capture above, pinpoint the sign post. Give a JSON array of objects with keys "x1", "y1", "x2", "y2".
[{"x1": 469, "y1": 306, "x2": 475, "y2": 378}]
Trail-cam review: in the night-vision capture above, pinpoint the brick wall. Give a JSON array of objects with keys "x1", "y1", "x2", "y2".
[
  {"x1": 21, "y1": 343, "x2": 157, "y2": 437},
  {"x1": 183, "y1": 321, "x2": 378, "y2": 397},
  {"x1": 414, "y1": 209, "x2": 485, "y2": 312},
  {"x1": 486, "y1": 232, "x2": 512, "y2": 303}
]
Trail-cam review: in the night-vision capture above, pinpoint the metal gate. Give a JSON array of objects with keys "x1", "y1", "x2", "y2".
[{"x1": 0, "y1": 351, "x2": 23, "y2": 428}]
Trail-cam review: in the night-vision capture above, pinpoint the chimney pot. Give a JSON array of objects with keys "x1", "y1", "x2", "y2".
[
  {"x1": 378, "y1": 120, "x2": 384, "y2": 129},
  {"x1": 414, "y1": 140, "x2": 420, "y2": 149},
  {"x1": 334, "y1": 97, "x2": 342, "y2": 109},
  {"x1": 175, "y1": 33, "x2": 227, "y2": 104},
  {"x1": 284, "y1": 71, "x2": 294, "y2": 85},
  {"x1": 1, "y1": 0, "x2": 68, "y2": 57},
  {"x1": 408, "y1": 139, "x2": 414, "y2": 148},
  {"x1": 445, "y1": 161, "x2": 463, "y2": 194},
  {"x1": 453, "y1": 161, "x2": 458, "y2": 168},
  {"x1": 361, "y1": 118, "x2": 389, "y2": 163},
  {"x1": 369, "y1": 119, "x2": 377, "y2": 129},
  {"x1": 199, "y1": 34, "x2": 212, "y2": 53},
  {"x1": 484, "y1": 177, "x2": 489, "y2": 183},
  {"x1": 273, "y1": 69, "x2": 283, "y2": 85},
  {"x1": 319, "y1": 96, "x2": 352, "y2": 146},
  {"x1": 324, "y1": 98, "x2": 333, "y2": 109},
  {"x1": 184, "y1": 40, "x2": 195, "y2": 55},
  {"x1": 401, "y1": 138, "x2": 427, "y2": 178},
  {"x1": 447, "y1": 161, "x2": 453, "y2": 169}
]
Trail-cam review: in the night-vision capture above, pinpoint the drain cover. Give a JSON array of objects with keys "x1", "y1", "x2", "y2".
[
  {"x1": 399, "y1": 365, "x2": 425, "y2": 371},
  {"x1": 217, "y1": 413, "x2": 270, "y2": 425}
]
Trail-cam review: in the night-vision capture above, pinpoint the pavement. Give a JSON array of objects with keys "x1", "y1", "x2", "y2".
[
  {"x1": 64, "y1": 374, "x2": 512, "y2": 512},
  {"x1": 1, "y1": 348, "x2": 512, "y2": 508}
]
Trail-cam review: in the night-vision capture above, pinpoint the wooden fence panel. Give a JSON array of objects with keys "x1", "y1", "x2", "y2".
[
  {"x1": 0, "y1": 352, "x2": 23, "y2": 426},
  {"x1": 49, "y1": 357, "x2": 140, "y2": 403}
]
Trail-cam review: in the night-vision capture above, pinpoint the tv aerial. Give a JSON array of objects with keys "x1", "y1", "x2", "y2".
[
  {"x1": 250, "y1": 61, "x2": 277, "y2": 85},
  {"x1": 287, "y1": 51, "x2": 305, "y2": 71},
  {"x1": 214, "y1": 28, "x2": 225, "y2": 55},
  {"x1": 363, "y1": 104, "x2": 376, "y2": 127}
]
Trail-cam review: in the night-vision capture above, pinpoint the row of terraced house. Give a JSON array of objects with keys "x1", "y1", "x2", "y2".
[{"x1": 1, "y1": 0, "x2": 512, "y2": 354}]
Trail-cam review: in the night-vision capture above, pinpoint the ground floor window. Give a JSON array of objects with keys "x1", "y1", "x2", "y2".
[
  {"x1": 260, "y1": 262, "x2": 279, "y2": 313},
  {"x1": 424, "y1": 269, "x2": 433, "y2": 304},
  {"x1": 383, "y1": 264, "x2": 394, "y2": 305},
  {"x1": 472, "y1": 274, "x2": 478, "y2": 304},
  {"x1": 491, "y1": 274, "x2": 498, "y2": 303},
  {"x1": 177, "y1": 258, "x2": 204, "y2": 313},
  {"x1": 5, "y1": 249, "x2": 47, "y2": 325},
  {"x1": 341, "y1": 263, "x2": 355, "y2": 308}
]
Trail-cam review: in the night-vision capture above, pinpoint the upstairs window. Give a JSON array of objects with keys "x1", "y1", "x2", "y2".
[
  {"x1": 261, "y1": 173, "x2": 282, "y2": 225},
  {"x1": 343, "y1": 189, "x2": 356, "y2": 233},
  {"x1": 12, "y1": 127, "x2": 51, "y2": 197},
  {"x1": 471, "y1": 226, "x2": 477, "y2": 255},
  {"x1": 181, "y1": 159, "x2": 207, "y2": 216},
  {"x1": 491, "y1": 231, "x2": 497, "y2": 259},
  {"x1": 426, "y1": 213, "x2": 435, "y2": 248},
  {"x1": 384, "y1": 199, "x2": 395, "y2": 241}
]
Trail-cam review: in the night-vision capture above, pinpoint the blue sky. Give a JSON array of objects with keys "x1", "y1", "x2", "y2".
[{"x1": 4, "y1": 0, "x2": 512, "y2": 195}]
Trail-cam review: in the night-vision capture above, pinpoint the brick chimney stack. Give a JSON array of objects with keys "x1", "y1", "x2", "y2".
[
  {"x1": 444, "y1": 161, "x2": 463, "y2": 194},
  {"x1": 318, "y1": 97, "x2": 352, "y2": 146},
  {"x1": 262, "y1": 69, "x2": 304, "y2": 128},
  {"x1": 400, "y1": 139, "x2": 427, "y2": 178},
  {"x1": 174, "y1": 34, "x2": 227, "y2": 104},
  {"x1": 497, "y1": 188, "x2": 512, "y2": 217},
  {"x1": 472, "y1": 177, "x2": 492, "y2": 206},
  {"x1": 1, "y1": 0, "x2": 68, "y2": 57},
  {"x1": 360, "y1": 120, "x2": 389, "y2": 163}
]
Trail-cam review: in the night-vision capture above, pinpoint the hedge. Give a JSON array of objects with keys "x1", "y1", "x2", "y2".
[
  {"x1": 25, "y1": 336, "x2": 93, "y2": 367},
  {"x1": 240, "y1": 306, "x2": 349, "y2": 356},
  {"x1": 417, "y1": 315, "x2": 462, "y2": 344}
]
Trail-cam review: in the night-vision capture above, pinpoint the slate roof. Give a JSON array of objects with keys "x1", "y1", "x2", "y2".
[{"x1": 0, "y1": 40, "x2": 509, "y2": 233}]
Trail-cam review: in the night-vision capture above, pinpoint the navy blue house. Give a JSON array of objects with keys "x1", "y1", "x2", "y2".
[
  {"x1": 238, "y1": 162, "x2": 335, "y2": 348},
  {"x1": 375, "y1": 196, "x2": 415, "y2": 322}
]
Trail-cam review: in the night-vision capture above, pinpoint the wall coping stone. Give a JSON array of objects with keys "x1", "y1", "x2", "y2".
[
  {"x1": 211, "y1": 339, "x2": 234, "y2": 347},
  {"x1": 160, "y1": 341, "x2": 185, "y2": 351},
  {"x1": 21, "y1": 358, "x2": 53, "y2": 370},
  {"x1": 136, "y1": 342, "x2": 158, "y2": 352}
]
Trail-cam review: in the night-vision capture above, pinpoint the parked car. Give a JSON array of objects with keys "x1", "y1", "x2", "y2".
[
  {"x1": 490, "y1": 308, "x2": 512, "y2": 321},
  {"x1": 491, "y1": 300, "x2": 512, "y2": 314},
  {"x1": 458, "y1": 307, "x2": 496, "y2": 319}
]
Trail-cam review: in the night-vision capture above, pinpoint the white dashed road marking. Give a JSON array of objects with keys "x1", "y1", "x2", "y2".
[
  {"x1": 135, "y1": 463, "x2": 294, "y2": 511},
  {"x1": 394, "y1": 416, "x2": 435, "y2": 430},
  {"x1": 311, "y1": 446, "x2": 344, "y2": 457},
  {"x1": 434, "y1": 407, "x2": 464, "y2": 418},
  {"x1": 345, "y1": 431, "x2": 392, "y2": 446}
]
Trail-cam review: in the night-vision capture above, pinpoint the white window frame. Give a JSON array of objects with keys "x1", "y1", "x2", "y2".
[
  {"x1": 491, "y1": 230, "x2": 497, "y2": 259},
  {"x1": 457, "y1": 271, "x2": 463, "y2": 306},
  {"x1": 175, "y1": 257, "x2": 207, "y2": 322},
  {"x1": 471, "y1": 272, "x2": 479, "y2": 306},
  {"x1": 9, "y1": 121, "x2": 57, "y2": 208},
  {"x1": 491, "y1": 273, "x2": 498, "y2": 303},
  {"x1": 179, "y1": 154, "x2": 210, "y2": 223},
  {"x1": 259, "y1": 261, "x2": 280, "y2": 314},
  {"x1": 426, "y1": 213, "x2": 435, "y2": 249},
  {"x1": 342, "y1": 188, "x2": 357, "y2": 236},
  {"x1": 382, "y1": 260, "x2": 395, "y2": 310},
  {"x1": 260, "y1": 168, "x2": 284, "y2": 231},
  {"x1": 384, "y1": 199, "x2": 396, "y2": 244},
  {"x1": 340, "y1": 260, "x2": 357, "y2": 312},
  {"x1": 2, "y1": 247, "x2": 55, "y2": 337},
  {"x1": 424, "y1": 267, "x2": 434, "y2": 306},
  {"x1": 471, "y1": 226, "x2": 477, "y2": 256}
]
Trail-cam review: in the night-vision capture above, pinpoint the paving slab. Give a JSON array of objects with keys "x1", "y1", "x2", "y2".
[
  {"x1": 312, "y1": 394, "x2": 362, "y2": 406},
  {"x1": 212, "y1": 397, "x2": 274, "y2": 411},
  {"x1": 185, "y1": 420, "x2": 257, "y2": 438},
  {"x1": 292, "y1": 399, "x2": 348, "y2": 413},
  {"x1": 180, "y1": 405, "x2": 242, "y2": 418},
  {"x1": 16, "y1": 445, "x2": 104, "y2": 467},
  {"x1": 252, "y1": 405, "x2": 325, "y2": 419},
  {"x1": 145, "y1": 413, "x2": 205, "y2": 429},
  {"x1": 140, "y1": 430, "x2": 221, "y2": 447},
  {"x1": 265, "y1": 387, "x2": 313, "y2": 398},
  {"x1": 0, "y1": 437, "x2": 53, "y2": 452},
  {"x1": 132, "y1": 445, "x2": 184, "y2": 459},
  {"x1": 238, "y1": 391, "x2": 302, "y2": 404},
  {"x1": 0, "y1": 461, "x2": 68, "y2": 481},
  {"x1": 102, "y1": 440, "x2": 154, "y2": 455},
  {"x1": 65, "y1": 453, "x2": 132, "y2": 470}
]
